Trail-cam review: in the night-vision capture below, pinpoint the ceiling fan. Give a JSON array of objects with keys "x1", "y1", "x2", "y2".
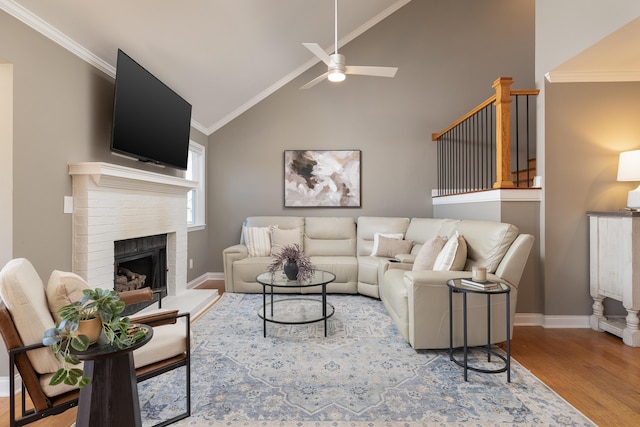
[{"x1": 300, "y1": 0, "x2": 398, "y2": 89}]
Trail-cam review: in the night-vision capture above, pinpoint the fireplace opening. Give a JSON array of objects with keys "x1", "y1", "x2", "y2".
[{"x1": 114, "y1": 234, "x2": 167, "y2": 315}]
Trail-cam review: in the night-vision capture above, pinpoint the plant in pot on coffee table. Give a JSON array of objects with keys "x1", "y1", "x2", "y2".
[{"x1": 268, "y1": 244, "x2": 315, "y2": 281}]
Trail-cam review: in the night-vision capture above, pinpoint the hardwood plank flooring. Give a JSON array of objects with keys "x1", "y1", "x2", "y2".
[{"x1": 2, "y1": 285, "x2": 638, "y2": 426}]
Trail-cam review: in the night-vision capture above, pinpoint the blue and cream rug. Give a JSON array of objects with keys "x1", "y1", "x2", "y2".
[{"x1": 138, "y1": 293, "x2": 594, "y2": 426}]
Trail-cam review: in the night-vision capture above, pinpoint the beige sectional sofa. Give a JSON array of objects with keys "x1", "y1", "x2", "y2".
[{"x1": 222, "y1": 216, "x2": 534, "y2": 349}]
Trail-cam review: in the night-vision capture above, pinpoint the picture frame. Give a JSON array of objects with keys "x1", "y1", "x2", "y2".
[{"x1": 284, "y1": 150, "x2": 361, "y2": 207}]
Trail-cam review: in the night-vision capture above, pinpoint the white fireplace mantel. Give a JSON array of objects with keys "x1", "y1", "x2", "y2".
[
  {"x1": 68, "y1": 162, "x2": 198, "y2": 193},
  {"x1": 69, "y1": 162, "x2": 195, "y2": 298}
]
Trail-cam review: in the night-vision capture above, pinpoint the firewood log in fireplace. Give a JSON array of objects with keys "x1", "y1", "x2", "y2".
[{"x1": 115, "y1": 267, "x2": 147, "y2": 292}]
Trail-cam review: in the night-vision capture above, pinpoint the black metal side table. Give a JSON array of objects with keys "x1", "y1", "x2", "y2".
[{"x1": 447, "y1": 278, "x2": 511, "y2": 382}]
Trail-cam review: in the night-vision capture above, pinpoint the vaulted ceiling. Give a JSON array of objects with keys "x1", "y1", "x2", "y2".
[{"x1": 0, "y1": 0, "x2": 411, "y2": 134}]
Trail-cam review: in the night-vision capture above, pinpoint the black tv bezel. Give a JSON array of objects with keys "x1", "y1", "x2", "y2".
[{"x1": 110, "y1": 49, "x2": 192, "y2": 171}]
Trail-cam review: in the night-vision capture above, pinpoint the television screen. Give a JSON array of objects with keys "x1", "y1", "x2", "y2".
[{"x1": 111, "y1": 49, "x2": 192, "y2": 170}]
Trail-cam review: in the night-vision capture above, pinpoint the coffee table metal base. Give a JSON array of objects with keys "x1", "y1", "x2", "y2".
[{"x1": 259, "y1": 298, "x2": 334, "y2": 337}]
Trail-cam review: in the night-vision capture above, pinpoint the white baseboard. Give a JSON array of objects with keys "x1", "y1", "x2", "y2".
[
  {"x1": 514, "y1": 313, "x2": 591, "y2": 328},
  {"x1": 186, "y1": 272, "x2": 223, "y2": 289},
  {"x1": 0, "y1": 374, "x2": 21, "y2": 398}
]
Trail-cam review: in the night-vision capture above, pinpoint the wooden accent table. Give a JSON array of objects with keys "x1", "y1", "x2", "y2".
[
  {"x1": 75, "y1": 325, "x2": 152, "y2": 427},
  {"x1": 588, "y1": 211, "x2": 640, "y2": 346}
]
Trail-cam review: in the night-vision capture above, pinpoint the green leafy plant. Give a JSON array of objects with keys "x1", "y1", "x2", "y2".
[
  {"x1": 267, "y1": 244, "x2": 315, "y2": 282},
  {"x1": 42, "y1": 288, "x2": 147, "y2": 388}
]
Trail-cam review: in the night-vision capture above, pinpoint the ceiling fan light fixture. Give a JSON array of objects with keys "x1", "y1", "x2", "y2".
[{"x1": 328, "y1": 70, "x2": 346, "y2": 83}]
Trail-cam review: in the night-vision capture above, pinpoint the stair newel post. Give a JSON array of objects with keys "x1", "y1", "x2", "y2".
[{"x1": 492, "y1": 77, "x2": 515, "y2": 189}]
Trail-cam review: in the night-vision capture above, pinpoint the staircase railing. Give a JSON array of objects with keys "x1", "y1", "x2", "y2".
[{"x1": 431, "y1": 77, "x2": 539, "y2": 196}]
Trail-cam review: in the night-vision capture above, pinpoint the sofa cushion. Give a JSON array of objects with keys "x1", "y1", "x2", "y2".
[
  {"x1": 453, "y1": 220, "x2": 519, "y2": 273},
  {"x1": 271, "y1": 227, "x2": 303, "y2": 255},
  {"x1": 46, "y1": 270, "x2": 91, "y2": 323},
  {"x1": 370, "y1": 233, "x2": 404, "y2": 256},
  {"x1": 404, "y1": 218, "x2": 457, "y2": 256},
  {"x1": 373, "y1": 236, "x2": 413, "y2": 258},
  {"x1": 0, "y1": 258, "x2": 61, "y2": 374},
  {"x1": 356, "y1": 217, "x2": 410, "y2": 256},
  {"x1": 412, "y1": 236, "x2": 448, "y2": 271},
  {"x1": 304, "y1": 217, "x2": 356, "y2": 256},
  {"x1": 242, "y1": 226, "x2": 272, "y2": 257},
  {"x1": 433, "y1": 232, "x2": 467, "y2": 271}
]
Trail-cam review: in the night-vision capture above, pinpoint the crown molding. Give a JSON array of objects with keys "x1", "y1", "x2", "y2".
[
  {"x1": 545, "y1": 69, "x2": 640, "y2": 83},
  {"x1": 0, "y1": 0, "x2": 114, "y2": 76}
]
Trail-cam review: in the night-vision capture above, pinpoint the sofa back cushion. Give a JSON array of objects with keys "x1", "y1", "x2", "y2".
[
  {"x1": 304, "y1": 217, "x2": 356, "y2": 256},
  {"x1": 454, "y1": 220, "x2": 519, "y2": 273},
  {"x1": 243, "y1": 216, "x2": 305, "y2": 252},
  {"x1": 356, "y1": 217, "x2": 410, "y2": 256},
  {"x1": 405, "y1": 218, "x2": 457, "y2": 254},
  {"x1": 0, "y1": 258, "x2": 61, "y2": 374}
]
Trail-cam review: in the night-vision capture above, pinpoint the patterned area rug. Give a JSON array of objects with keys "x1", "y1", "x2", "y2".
[{"x1": 138, "y1": 293, "x2": 594, "y2": 426}]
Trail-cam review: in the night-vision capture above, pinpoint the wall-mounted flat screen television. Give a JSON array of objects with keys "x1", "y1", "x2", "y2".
[{"x1": 110, "y1": 49, "x2": 192, "y2": 170}]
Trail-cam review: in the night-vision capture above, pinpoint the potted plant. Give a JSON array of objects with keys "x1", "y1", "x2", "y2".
[
  {"x1": 42, "y1": 288, "x2": 147, "y2": 388},
  {"x1": 267, "y1": 244, "x2": 315, "y2": 282}
]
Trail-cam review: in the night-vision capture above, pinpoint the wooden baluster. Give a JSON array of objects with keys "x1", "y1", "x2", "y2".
[{"x1": 492, "y1": 77, "x2": 515, "y2": 189}]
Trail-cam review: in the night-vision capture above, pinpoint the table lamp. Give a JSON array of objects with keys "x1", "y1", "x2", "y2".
[{"x1": 617, "y1": 149, "x2": 640, "y2": 210}]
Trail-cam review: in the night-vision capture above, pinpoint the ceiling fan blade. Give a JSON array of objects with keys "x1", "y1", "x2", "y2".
[
  {"x1": 303, "y1": 43, "x2": 334, "y2": 66},
  {"x1": 300, "y1": 72, "x2": 330, "y2": 90},
  {"x1": 345, "y1": 65, "x2": 398, "y2": 78}
]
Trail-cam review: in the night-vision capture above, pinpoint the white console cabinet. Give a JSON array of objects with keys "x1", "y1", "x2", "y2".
[{"x1": 588, "y1": 211, "x2": 640, "y2": 347}]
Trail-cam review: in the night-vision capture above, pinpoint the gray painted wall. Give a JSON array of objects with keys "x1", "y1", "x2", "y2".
[
  {"x1": 545, "y1": 82, "x2": 640, "y2": 316},
  {"x1": 206, "y1": 0, "x2": 536, "y2": 273},
  {"x1": 536, "y1": 0, "x2": 640, "y2": 317}
]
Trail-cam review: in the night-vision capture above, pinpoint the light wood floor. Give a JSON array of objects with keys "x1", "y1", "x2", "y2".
[{"x1": 2, "y1": 285, "x2": 639, "y2": 426}]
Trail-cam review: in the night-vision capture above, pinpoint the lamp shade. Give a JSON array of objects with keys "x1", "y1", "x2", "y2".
[{"x1": 617, "y1": 150, "x2": 640, "y2": 181}]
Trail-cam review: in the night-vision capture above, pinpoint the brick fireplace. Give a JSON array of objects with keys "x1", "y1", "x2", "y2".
[{"x1": 69, "y1": 162, "x2": 196, "y2": 299}]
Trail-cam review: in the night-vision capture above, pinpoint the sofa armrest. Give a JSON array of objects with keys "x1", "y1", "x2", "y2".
[
  {"x1": 387, "y1": 261, "x2": 413, "y2": 271},
  {"x1": 394, "y1": 254, "x2": 416, "y2": 264},
  {"x1": 223, "y1": 244, "x2": 249, "y2": 293},
  {"x1": 494, "y1": 234, "x2": 534, "y2": 289}
]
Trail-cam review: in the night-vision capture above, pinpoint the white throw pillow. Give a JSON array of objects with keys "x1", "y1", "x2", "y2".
[
  {"x1": 242, "y1": 226, "x2": 272, "y2": 257},
  {"x1": 433, "y1": 232, "x2": 467, "y2": 271},
  {"x1": 271, "y1": 227, "x2": 303, "y2": 255},
  {"x1": 370, "y1": 232, "x2": 404, "y2": 256},
  {"x1": 412, "y1": 236, "x2": 448, "y2": 271}
]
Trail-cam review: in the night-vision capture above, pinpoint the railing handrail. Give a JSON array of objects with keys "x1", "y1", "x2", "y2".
[
  {"x1": 431, "y1": 95, "x2": 496, "y2": 141},
  {"x1": 431, "y1": 80, "x2": 539, "y2": 141},
  {"x1": 431, "y1": 77, "x2": 539, "y2": 195}
]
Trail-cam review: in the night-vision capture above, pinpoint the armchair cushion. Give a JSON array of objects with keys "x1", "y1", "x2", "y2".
[
  {"x1": 0, "y1": 258, "x2": 60, "y2": 374},
  {"x1": 46, "y1": 270, "x2": 91, "y2": 323}
]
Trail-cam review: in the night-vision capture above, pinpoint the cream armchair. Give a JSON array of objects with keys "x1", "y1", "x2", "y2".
[{"x1": 0, "y1": 258, "x2": 191, "y2": 427}]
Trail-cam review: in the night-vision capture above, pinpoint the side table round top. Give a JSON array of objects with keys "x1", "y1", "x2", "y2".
[
  {"x1": 73, "y1": 324, "x2": 153, "y2": 361},
  {"x1": 446, "y1": 278, "x2": 510, "y2": 295}
]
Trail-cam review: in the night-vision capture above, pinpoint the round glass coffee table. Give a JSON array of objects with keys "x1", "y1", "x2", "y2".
[{"x1": 256, "y1": 270, "x2": 336, "y2": 337}]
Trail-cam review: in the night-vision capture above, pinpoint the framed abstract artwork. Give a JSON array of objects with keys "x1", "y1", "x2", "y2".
[{"x1": 284, "y1": 150, "x2": 361, "y2": 207}]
